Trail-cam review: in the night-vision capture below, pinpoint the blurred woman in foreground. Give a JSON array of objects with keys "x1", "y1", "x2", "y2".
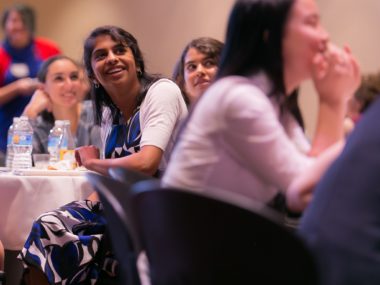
[{"x1": 163, "y1": 0, "x2": 360, "y2": 213}]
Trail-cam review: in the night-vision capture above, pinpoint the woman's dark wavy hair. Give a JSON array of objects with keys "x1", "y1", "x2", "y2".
[
  {"x1": 37, "y1": 55, "x2": 79, "y2": 123},
  {"x1": 172, "y1": 37, "x2": 224, "y2": 105},
  {"x1": 217, "y1": 0, "x2": 304, "y2": 127},
  {"x1": 83, "y1": 25, "x2": 160, "y2": 125},
  {"x1": 1, "y1": 4, "x2": 36, "y2": 35}
]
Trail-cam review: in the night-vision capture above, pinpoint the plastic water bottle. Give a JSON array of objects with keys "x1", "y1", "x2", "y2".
[
  {"x1": 6, "y1": 117, "x2": 20, "y2": 168},
  {"x1": 59, "y1": 120, "x2": 75, "y2": 161},
  {"x1": 47, "y1": 120, "x2": 64, "y2": 163},
  {"x1": 12, "y1": 116, "x2": 33, "y2": 169}
]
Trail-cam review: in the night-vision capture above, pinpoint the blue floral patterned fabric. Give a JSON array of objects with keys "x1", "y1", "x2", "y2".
[
  {"x1": 19, "y1": 201, "x2": 110, "y2": 284},
  {"x1": 19, "y1": 109, "x2": 142, "y2": 284},
  {"x1": 105, "y1": 108, "x2": 141, "y2": 159}
]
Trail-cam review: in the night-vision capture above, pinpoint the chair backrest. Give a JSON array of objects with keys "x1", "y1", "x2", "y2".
[
  {"x1": 130, "y1": 181, "x2": 319, "y2": 285},
  {"x1": 86, "y1": 172, "x2": 141, "y2": 285},
  {"x1": 109, "y1": 167, "x2": 156, "y2": 186}
]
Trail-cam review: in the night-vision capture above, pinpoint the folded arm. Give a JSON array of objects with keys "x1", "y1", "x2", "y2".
[{"x1": 0, "y1": 78, "x2": 39, "y2": 105}]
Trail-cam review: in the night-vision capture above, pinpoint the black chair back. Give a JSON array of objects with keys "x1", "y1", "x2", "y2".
[
  {"x1": 130, "y1": 181, "x2": 318, "y2": 285},
  {"x1": 86, "y1": 172, "x2": 141, "y2": 285},
  {"x1": 109, "y1": 167, "x2": 156, "y2": 186}
]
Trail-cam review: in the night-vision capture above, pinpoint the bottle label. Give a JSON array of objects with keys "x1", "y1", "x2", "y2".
[
  {"x1": 48, "y1": 137, "x2": 61, "y2": 148},
  {"x1": 7, "y1": 134, "x2": 12, "y2": 146},
  {"x1": 59, "y1": 149, "x2": 75, "y2": 161},
  {"x1": 60, "y1": 137, "x2": 68, "y2": 149},
  {"x1": 13, "y1": 133, "x2": 33, "y2": 146}
]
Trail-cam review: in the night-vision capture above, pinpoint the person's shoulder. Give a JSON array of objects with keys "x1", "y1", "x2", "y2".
[
  {"x1": 148, "y1": 78, "x2": 180, "y2": 92},
  {"x1": 34, "y1": 37, "x2": 60, "y2": 49},
  {"x1": 34, "y1": 37, "x2": 62, "y2": 58},
  {"x1": 141, "y1": 78, "x2": 187, "y2": 115},
  {"x1": 146, "y1": 78, "x2": 182, "y2": 100},
  {"x1": 204, "y1": 75, "x2": 273, "y2": 116},
  {"x1": 0, "y1": 45, "x2": 11, "y2": 73},
  {"x1": 0, "y1": 44, "x2": 7, "y2": 56},
  {"x1": 209, "y1": 75, "x2": 267, "y2": 102},
  {"x1": 0, "y1": 43, "x2": 11, "y2": 62}
]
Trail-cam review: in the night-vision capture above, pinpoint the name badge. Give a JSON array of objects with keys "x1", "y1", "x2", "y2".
[{"x1": 10, "y1": 63, "x2": 30, "y2": 78}]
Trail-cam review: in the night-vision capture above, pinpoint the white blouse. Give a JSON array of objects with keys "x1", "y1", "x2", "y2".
[{"x1": 162, "y1": 74, "x2": 313, "y2": 203}]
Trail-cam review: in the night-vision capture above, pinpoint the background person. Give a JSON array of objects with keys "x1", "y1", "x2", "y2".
[
  {"x1": 0, "y1": 4, "x2": 61, "y2": 164},
  {"x1": 172, "y1": 37, "x2": 224, "y2": 105},
  {"x1": 299, "y1": 96, "x2": 380, "y2": 285},
  {"x1": 22, "y1": 55, "x2": 101, "y2": 154}
]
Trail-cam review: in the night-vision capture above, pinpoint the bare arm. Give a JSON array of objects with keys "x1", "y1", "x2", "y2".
[
  {"x1": 285, "y1": 45, "x2": 360, "y2": 211},
  {"x1": 22, "y1": 89, "x2": 52, "y2": 119},
  {"x1": 0, "y1": 78, "x2": 39, "y2": 105},
  {"x1": 75, "y1": 145, "x2": 163, "y2": 176},
  {"x1": 287, "y1": 140, "x2": 344, "y2": 212},
  {"x1": 78, "y1": 145, "x2": 163, "y2": 202}
]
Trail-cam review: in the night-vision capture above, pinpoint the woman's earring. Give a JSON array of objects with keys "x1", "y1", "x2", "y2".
[
  {"x1": 137, "y1": 69, "x2": 142, "y2": 77},
  {"x1": 94, "y1": 81, "x2": 99, "y2": 89}
]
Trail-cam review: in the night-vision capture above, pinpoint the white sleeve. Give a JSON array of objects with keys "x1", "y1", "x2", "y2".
[
  {"x1": 221, "y1": 86, "x2": 314, "y2": 192},
  {"x1": 140, "y1": 79, "x2": 188, "y2": 151},
  {"x1": 282, "y1": 112, "x2": 311, "y2": 154}
]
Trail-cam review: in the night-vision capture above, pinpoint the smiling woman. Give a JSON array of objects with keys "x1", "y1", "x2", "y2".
[
  {"x1": 22, "y1": 55, "x2": 102, "y2": 154},
  {"x1": 75, "y1": 26, "x2": 188, "y2": 175},
  {"x1": 18, "y1": 26, "x2": 188, "y2": 285},
  {"x1": 173, "y1": 37, "x2": 224, "y2": 105}
]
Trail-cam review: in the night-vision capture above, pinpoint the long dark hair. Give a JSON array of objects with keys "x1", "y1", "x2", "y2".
[
  {"x1": 217, "y1": 0, "x2": 304, "y2": 126},
  {"x1": 173, "y1": 37, "x2": 224, "y2": 105},
  {"x1": 83, "y1": 25, "x2": 160, "y2": 125}
]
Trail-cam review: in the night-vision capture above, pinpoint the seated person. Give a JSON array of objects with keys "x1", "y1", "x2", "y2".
[
  {"x1": 0, "y1": 4, "x2": 61, "y2": 162},
  {"x1": 18, "y1": 25, "x2": 187, "y2": 285},
  {"x1": 162, "y1": 0, "x2": 361, "y2": 214},
  {"x1": 172, "y1": 37, "x2": 224, "y2": 105},
  {"x1": 22, "y1": 55, "x2": 101, "y2": 154},
  {"x1": 299, "y1": 94, "x2": 380, "y2": 285}
]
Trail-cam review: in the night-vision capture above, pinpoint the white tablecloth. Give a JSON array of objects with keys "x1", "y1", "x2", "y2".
[{"x1": 0, "y1": 170, "x2": 94, "y2": 250}]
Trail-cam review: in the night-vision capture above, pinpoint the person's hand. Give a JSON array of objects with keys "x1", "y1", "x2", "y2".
[
  {"x1": 312, "y1": 44, "x2": 361, "y2": 106},
  {"x1": 23, "y1": 89, "x2": 52, "y2": 119},
  {"x1": 75, "y1": 146, "x2": 100, "y2": 168},
  {"x1": 14, "y1": 77, "x2": 40, "y2": 95}
]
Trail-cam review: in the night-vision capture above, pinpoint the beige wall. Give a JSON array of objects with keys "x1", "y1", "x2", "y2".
[
  {"x1": 1, "y1": 0, "x2": 379, "y2": 137},
  {"x1": 0, "y1": 0, "x2": 234, "y2": 75}
]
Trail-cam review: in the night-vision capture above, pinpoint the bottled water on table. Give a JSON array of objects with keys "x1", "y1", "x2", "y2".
[
  {"x1": 48, "y1": 120, "x2": 64, "y2": 163},
  {"x1": 6, "y1": 117, "x2": 20, "y2": 168},
  {"x1": 59, "y1": 120, "x2": 75, "y2": 161},
  {"x1": 12, "y1": 116, "x2": 33, "y2": 169}
]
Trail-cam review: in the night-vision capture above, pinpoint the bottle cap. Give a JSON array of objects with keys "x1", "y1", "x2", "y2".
[{"x1": 55, "y1": 120, "x2": 65, "y2": 126}]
